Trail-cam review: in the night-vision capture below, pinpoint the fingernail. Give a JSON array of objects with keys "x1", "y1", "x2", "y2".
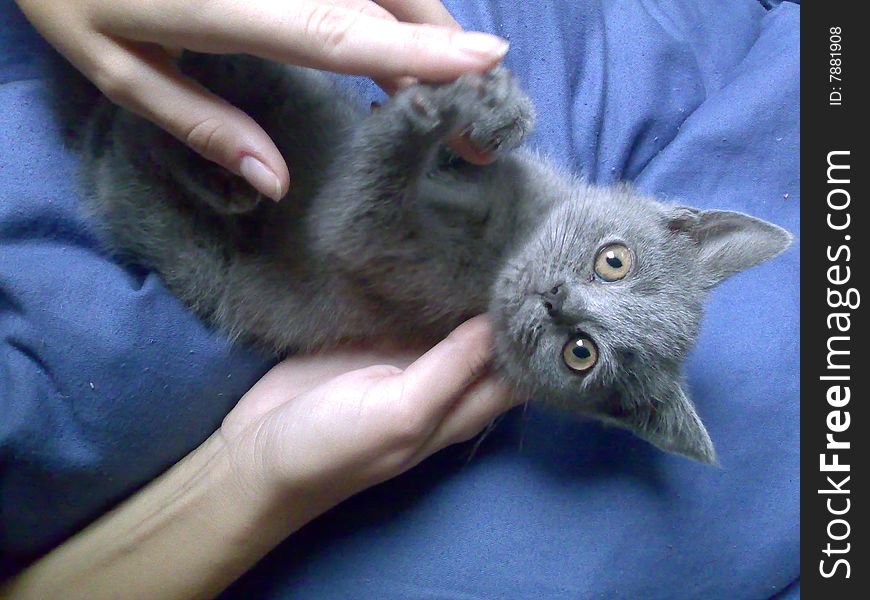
[
  {"x1": 239, "y1": 155, "x2": 283, "y2": 201},
  {"x1": 452, "y1": 32, "x2": 509, "y2": 61}
]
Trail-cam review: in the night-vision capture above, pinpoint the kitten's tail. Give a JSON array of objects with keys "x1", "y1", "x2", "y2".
[{"x1": 45, "y1": 50, "x2": 105, "y2": 149}]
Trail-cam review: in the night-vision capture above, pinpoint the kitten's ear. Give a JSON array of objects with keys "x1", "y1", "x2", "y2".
[
  {"x1": 599, "y1": 382, "x2": 717, "y2": 464},
  {"x1": 667, "y1": 208, "x2": 793, "y2": 288}
]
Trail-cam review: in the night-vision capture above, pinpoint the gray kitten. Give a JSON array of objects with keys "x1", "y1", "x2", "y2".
[{"x1": 60, "y1": 54, "x2": 791, "y2": 463}]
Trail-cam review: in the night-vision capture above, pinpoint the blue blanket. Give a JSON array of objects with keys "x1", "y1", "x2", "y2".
[{"x1": 0, "y1": 0, "x2": 799, "y2": 597}]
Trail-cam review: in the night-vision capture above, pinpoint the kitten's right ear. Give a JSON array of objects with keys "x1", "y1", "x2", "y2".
[
  {"x1": 597, "y1": 382, "x2": 717, "y2": 465},
  {"x1": 666, "y1": 208, "x2": 793, "y2": 288}
]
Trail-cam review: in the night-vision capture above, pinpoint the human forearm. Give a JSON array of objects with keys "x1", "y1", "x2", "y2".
[
  {"x1": 2, "y1": 432, "x2": 296, "y2": 600},
  {"x1": 3, "y1": 317, "x2": 515, "y2": 599}
]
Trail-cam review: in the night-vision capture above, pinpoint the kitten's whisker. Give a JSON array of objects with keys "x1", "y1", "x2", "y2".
[
  {"x1": 519, "y1": 397, "x2": 531, "y2": 453},
  {"x1": 465, "y1": 415, "x2": 505, "y2": 464}
]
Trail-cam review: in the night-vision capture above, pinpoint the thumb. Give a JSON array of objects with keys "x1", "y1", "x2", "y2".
[{"x1": 92, "y1": 44, "x2": 289, "y2": 200}]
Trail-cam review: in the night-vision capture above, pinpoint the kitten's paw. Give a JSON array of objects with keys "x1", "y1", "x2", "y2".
[
  {"x1": 387, "y1": 67, "x2": 534, "y2": 153},
  {"x1": 216, "y1": 187, "x2": 263, "y2": 214},
  {"x1": 442, "y1": 67, "x2": 535, "y2": 155},
  {"x1": 389, "y1": 87, "x2": 453, "y2": 138},
  {"x1": 172, "y1": 161, "x2": 263, "y2": 214},
  {"x1": 200, "y1": 174, "x2": 264, "y2": 214}
]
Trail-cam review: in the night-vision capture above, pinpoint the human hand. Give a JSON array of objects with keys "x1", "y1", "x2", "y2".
[
  {"x1": 16, "y1": 0, "x2": 508, "y2": 201},
  {"x1": 0, "y1": 316, "x2": 518, "y2": 600},
  {"x1": 220, "y1": 315, "x2": 519, "y2": 527}
]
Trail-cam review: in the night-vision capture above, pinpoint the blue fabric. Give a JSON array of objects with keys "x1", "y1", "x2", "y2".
[{"x1": 0, "y1": 0, "x2": 799, "y2": 597}]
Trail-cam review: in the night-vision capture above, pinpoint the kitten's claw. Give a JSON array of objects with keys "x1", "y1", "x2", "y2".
[{"x1": 484, "y1": 134, "x2": 503, "y2": 153}]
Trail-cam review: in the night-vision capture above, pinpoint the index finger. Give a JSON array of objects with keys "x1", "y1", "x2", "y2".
[{"x1": 99, "y1": 0, "x2": 509, "y2": 82}]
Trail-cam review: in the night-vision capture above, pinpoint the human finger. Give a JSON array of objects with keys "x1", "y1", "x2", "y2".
[
  {"x1": 98, "y1": 0, "x2": 509, "y2": 82},
  {"x1": 86, "y1": 42, "x2": 289, "y2": 200}
]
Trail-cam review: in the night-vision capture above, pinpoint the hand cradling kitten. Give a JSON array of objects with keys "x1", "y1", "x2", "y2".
[{"x1": 56, "y1": 54, "x2": 792, "y2": 463}]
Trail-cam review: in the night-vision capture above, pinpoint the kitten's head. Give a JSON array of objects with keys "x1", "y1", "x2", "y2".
[{"x1": 491, "y1": 183, "x2": 792, "y2": 463}]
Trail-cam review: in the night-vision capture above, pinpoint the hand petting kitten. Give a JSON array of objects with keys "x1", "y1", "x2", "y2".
[{"x1": 15, "y1": 0, "x2": 509, "y2": 200}]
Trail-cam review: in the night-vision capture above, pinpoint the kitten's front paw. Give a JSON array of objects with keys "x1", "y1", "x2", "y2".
[
  {"x1": 171, "y1": 159, "x2": 263, "y2": 215},
  {"x1": 388, "y1": 67, "x2": 534, "y2": 154},
  {"x1": 442, "y1": 67, "x2": 535, "y2": 155},
  {"x1": 384, "y1": 85, "x2": 450, "y2": 140}
]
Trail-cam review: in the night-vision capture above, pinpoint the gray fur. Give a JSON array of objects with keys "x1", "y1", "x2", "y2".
[{"x1": 68, "y1": 54, "x2": 792, "y2": 463}]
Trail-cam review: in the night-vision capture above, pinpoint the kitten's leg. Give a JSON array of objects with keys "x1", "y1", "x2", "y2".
[
  {"x1": 309, "y1": 67, "x2": 533, "y2": 321},
  {"x1": 335, "y1": 67, "x2": 531, "y2": 194}
]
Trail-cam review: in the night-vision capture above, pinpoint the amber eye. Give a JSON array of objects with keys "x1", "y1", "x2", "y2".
[
  {"x1": 594, "y1": 244, "x2": 632, "y2": 282},
  {"x1": 562, "y1": 336, "x2": 598, "y2": 372}
]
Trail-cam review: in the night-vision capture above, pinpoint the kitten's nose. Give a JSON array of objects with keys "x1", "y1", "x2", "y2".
[{"x1": 540, "y1": 284, "x2": 566, "y2": 318}]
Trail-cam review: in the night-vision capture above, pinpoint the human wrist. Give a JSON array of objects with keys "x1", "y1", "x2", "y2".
[
  {"x1": 217, "y1": 420, "x2": 345, "y2": 537},
  {"x1": 190, "y1": 430, "x2": 313, "y2": 556},
  {"x1": 2, "y1": 431, "x2": 300, "y2": 600}
]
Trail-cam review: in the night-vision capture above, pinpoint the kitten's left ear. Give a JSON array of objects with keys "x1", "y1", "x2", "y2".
[
  {"x1": 598, "y1": 381, "x2": 717, "y2": 464},
  {"x1": 667, "y1": 208, "x2": 793, "y2": 287}
]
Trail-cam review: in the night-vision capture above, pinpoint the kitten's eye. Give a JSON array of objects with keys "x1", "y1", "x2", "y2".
[
  {"x1": 594, "y1": 244, "x2": 632, "y2": 282},
  {"x1": 562, "y1": 335, "x2": 598, "y2": 373}
]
